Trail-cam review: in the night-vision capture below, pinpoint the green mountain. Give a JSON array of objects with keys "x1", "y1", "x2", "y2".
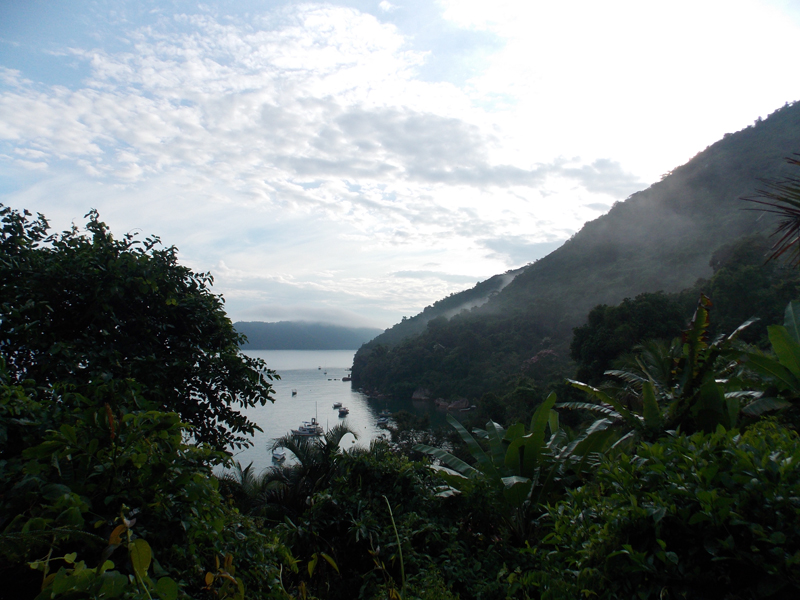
[
  {"x1": 235, "y1": 321, "x2": 383, "y2": 350},
  {"x1": 352, "y1": 101, "x2": 800, "y2": 400}
]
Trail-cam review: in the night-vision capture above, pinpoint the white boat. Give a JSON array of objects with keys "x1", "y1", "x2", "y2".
[
  {"x1": 291, "y1": 418, "x2": 323, "y2": 437},
  {"x1": 377, "y1": 416, "x2": 389, "y2": 428},
  {"x1": 272, "y1": 447, "x2": 287, "y2": 462},
  {"x1": 332, "y1": 402, "x2": 343, "y2": 409},
  {"x1": 338, "y1": 407, "x2": 349, "y2": 417}
]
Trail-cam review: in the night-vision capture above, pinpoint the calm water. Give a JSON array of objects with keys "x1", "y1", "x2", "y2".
[{"x1": 230, "y1": 350, "x2": 449, "y2": 473}]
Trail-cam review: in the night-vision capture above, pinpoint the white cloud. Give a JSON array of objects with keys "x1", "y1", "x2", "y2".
[{"x1": 1, "y1": 0, "x2": 798, "y2": 327}]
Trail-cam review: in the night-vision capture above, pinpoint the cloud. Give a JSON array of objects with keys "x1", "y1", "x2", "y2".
[
  {"x1": 479, "y1": 236, "x2": 566, "y2": 266},
  {"x1": 237, "y1": 303, "x2": 386, "y2": 329},
  {"x1": 0, "y1": 7, "x2": 640, "y2": 219},
  {"x1": 391, "y1": 270, "x2": 481, "y2": 283}
]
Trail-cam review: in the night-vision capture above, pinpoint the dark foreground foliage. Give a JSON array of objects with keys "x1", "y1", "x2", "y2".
[{"x1": 4, "y1": 201, "x2": 800, "y2": 599}]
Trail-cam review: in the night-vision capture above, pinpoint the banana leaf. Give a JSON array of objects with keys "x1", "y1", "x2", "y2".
[
  {"x1": 445, "y1": 414, "x2": 503, "y2": 485},
  {"x1": 742, "y1": 352, "x2": 799, "y2": 391},
  {"x1": 741, "y1": 397, "x2": 792, "y2": 416},
  {"x1": 784, "y1": 300, "x2": 800, "y2": 344},
  {"x1": 485, "y1": 420, "x2": 507, "y2": 469},
  {"x1": 506, "y1": 392, "x2": 557, "y2": 478},
  {"x1": 413, "y1": 443, "x2": 477, "y2": 478},
  {"x1": 502, "y1": 476, "x2": 533, "y2": 508},
  {"x1": 768, "y1": 325, "x2": 800, "y2": 377},
  {"x1": 567, "y1": 379, "x2": 641, "y2": 428},
  {"x1": 642, "y1": 379, "x2": 662, "y2": 430},
  {"x1": 555, "y1": 401, "x2": 622, "y2": 420}
]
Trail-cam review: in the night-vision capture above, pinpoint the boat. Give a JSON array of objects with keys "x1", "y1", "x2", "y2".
[
  {"x1": 377, "y1": 416, "x2": 389, "y2": 428},
  {"x1": 291, "y1": 418, "x2": 323, "y2": 437},
  {"x1": 338, "y1": 407, "x2": 349, "y2": 417},
  {"x1": 332, "y1": 401, "x2": 343, "y2": 409},
  {"x1": 379, "y1": 409, "x2": 391, "y2": 418},
  {"x1": 342, "y1": 376, "x2": 352, "y2": 382},
  {"x1": 272, "y1": 447, "x2": 287, "y2": 462},
  {"x1": 291, "y1": 389, "x2": 297, "y2": 396}
]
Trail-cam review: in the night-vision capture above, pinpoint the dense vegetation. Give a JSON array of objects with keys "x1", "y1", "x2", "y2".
[
  {"x1": 4, "y1": 105, "x2": 800, "y2": 599},
  {"x1": 234, "y1": 322, "x2": 383, "y2": 350},
  {"x1": 353, "y1": 101, "x2": 800, "y2": 402}
]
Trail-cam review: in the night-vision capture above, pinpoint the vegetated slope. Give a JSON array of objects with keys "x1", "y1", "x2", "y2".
[
  {"x1": 352, "y1": 101, "x2": 800, "y2": 400},
  {"x1": 235, "y1": 321, "x2": 382, "y2": 350}
]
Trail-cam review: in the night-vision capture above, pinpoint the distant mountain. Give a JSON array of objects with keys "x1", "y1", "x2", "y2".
[
  {"x1": 235, "y1": 321, "x2": 383, "y2": 350},
  {"x1": 353, "y1": 101, "x2": 800, "y2": 400}
]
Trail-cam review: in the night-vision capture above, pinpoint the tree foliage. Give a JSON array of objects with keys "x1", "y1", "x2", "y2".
[{"x1": 0, "y1": 205, "x2": 276, "y2": 450}]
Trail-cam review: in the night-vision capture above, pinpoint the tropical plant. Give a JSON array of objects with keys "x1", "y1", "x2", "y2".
[
  {"x1": 514, "y1": 422, "x2": 800, "y2": 599},
  {"x1": 414, "y1": 393, "x2": 615, "y2": 541},
  {"x1": 257, "y1": 424, "x2": 358, "y2": 520},
  {"x1": 740, "y1": 300, "x2": 800, "y2": 414},
  {"x1": 564, "y1": 294, "x2": 754, "y2": 441},
  {"x1": 744, "y1": 155, "x2": 800, "y2": 266}
]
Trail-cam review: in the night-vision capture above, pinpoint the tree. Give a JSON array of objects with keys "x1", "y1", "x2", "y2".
[
  {"x1": 0, "y1": 205, "x2": 276, "y2": 450},
  {"x1": 570, "y1": 292, "x2": 687, "y2": 384}
]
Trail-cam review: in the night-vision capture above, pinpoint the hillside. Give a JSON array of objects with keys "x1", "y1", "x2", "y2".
[
  {"x1": 352, "y1": 101, "x2": 800, "y2": 400},
  {"x1": 235, "y1": 321, "x2": 382, "y2": 350}
]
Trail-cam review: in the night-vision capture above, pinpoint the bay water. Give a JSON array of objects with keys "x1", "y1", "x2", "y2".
[{"x1": 230, "y1": 349, "x2": 448, "y2": 474}]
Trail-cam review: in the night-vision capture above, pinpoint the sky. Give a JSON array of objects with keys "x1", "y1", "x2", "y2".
[{"x1": 1, "y1": 0, "x2": 799, "y2": 329}]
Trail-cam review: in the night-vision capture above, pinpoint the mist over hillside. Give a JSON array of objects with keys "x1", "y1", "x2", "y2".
[
  {"x1": 235, "y1": 321, "x2": 383, "y2": 350},
  {"x1": 353, "y1": 101, "x2": 800, "y2": 400}
]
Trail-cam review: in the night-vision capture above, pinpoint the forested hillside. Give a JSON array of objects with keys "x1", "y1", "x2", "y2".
[
  {"x1": 235, "y1": 321, "x2": 382, "y2": 350},
  {"x1": 353, "y1": 101, "x2": 800, "y2": 401}
]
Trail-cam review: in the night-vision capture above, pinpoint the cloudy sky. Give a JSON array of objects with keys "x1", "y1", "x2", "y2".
[{"x1": 1, "y1": 0, "x2": 799, "y2": 329}]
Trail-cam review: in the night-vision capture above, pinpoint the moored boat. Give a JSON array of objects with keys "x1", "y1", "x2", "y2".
[
  {"x1": 272, "y1": 447, "x2": 287, "y2": 462},
  {"x1": 338, "y1": 407, "x2": 349, "y2": 417},
  {"x1": 333, "y1": 401, "x2": 343, "y2": 409},
  {"x1": 291, "y1": 418, "x2": 323, "y2": 436}
]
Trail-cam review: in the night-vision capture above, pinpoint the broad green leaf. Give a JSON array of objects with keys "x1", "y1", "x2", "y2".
[
  {"x1": 320, "y1": 553, "x2": 339, "y2": 574},
  {"x1": 501, "y1": 476, "x2": 533, "y2": 508},
  {"x1": 59, "y1": 424, "x2": 78, "y2": 446},
  {"x1": 413, "y1": 443, "x2": 477, "y2": 478},
  {"x1": 506, "y1": 393, "x2": 558, "y2": 477},
  {"x1": 563, "y1": 418, "x2": 613, "y2": 453},
  {"x1": 156, "y1": 577, "x2": 179, "y2": 600},
  {"x1": 529, "y1": 391, "x2": 558, "y2": 444},
  {"x1": 742, "y1": 353, "x2": 799, "y2": 391},
  {"x1": 784, "y1": 301, "x2": 800, "y2": 343},
  {"x1": 485, "y1": 420, "x2": 507, "y2": 469},
  {"x1": 446, "y1": 414, "x2": 502, "y2": 484},
  {"x1": 694, "y1": 380, "x2": 726, "y2": 432},
  {"x1": 741, "y1": 397, "x2": 792, "y2": 416},
  {"x1": 503, "y1": 423, "x2": 525, "y2": 443},
  {"x1": 307, "y1": 553, "x2": 318, "y2": 577},
  {"x1": 548, "y1": 410, "x2": 559, "y2": 437},
  {"x1": 725, "y1": 318, "x2": 759, "y2": 341},
  {"x1": 642, "y1": 379, "x2": 661, "y2": 430},
  {"x1": 571, "y1": 428, "x2": 616, "y2": 475},
  {"x1": 768, "y1": 325, "x2": 800, "y2": 378},
  {"x1": 555, "y1": 401, "x2": 622, "y2": 420},
  {"x1": 99, "y1": 571, "x2": 129, "y2": 598},
  {"x1": 129, "y1": 538, "x2": 152, "y2": 579},
  {"x1": 567, "y1": 379, "x2": 640, "y2": 428}
]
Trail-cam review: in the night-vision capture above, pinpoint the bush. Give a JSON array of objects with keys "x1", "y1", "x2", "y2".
[{"x1": 517, "y1": 423, "x2": 800, "y2": 599}]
